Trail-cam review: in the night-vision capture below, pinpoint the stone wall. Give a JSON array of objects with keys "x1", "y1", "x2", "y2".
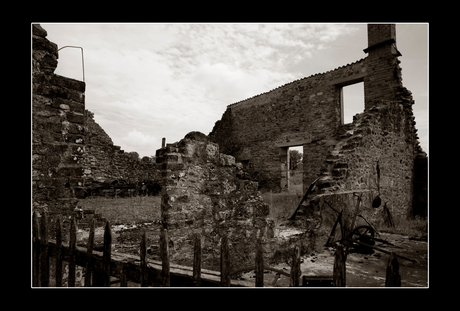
[
  {"x1": 155, "y1": 132, "x2": 276, "y2": 270},
  {"x1": 210, "y1": 58, "x2": 367, "y2": 191},
  {"x1": 210, "y1": 24, "x2": 425, "y2": 218},
  {"x1": 32, "y1": 24, "x2": 86, "y2": 218},
  {"x1": 314, "y1": 91, "x2": 419, "y2": 219},
  {"x1": 82, "y1": 110, "x2": 160, "y2": 187}
]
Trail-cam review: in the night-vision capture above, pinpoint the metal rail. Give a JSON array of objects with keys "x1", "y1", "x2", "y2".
[{"x1": 57, "y1": 45, "x2": 85, "y2": 83}]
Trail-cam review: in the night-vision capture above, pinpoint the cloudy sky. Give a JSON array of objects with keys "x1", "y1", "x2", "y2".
[{"x1": 41, "y1": 23, "x2": 428, "y2": 158}]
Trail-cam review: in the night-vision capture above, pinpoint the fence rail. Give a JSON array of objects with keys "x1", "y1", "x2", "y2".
[{"x1": 32, "y1": 212, "x2": 402, "y2": 287}]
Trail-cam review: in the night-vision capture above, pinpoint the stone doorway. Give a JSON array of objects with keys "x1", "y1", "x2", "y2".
[{"x1": 280, "y1": 145, "x2": 304, "y2": 193}]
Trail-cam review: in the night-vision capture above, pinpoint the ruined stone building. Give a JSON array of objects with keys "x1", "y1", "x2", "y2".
[
  {"x1": 210, "y1": 24, "x2": 427, "y2": 219},
  {"x1": 32, "y1": 24, "x2": 427, "y2": 269},
  {"x1": 32, "y1": 24, "x2": 159, "y2": 219}
]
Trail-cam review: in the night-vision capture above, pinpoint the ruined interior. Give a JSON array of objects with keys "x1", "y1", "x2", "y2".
[
  {"x1": 210, "y1": 24, "x2": 425, "y2": 219},
  {"x1": 32, "y1": 23, "x2": 428, "y2": 286}
]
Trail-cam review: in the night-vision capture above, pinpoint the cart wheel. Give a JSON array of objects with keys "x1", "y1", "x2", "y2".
[{"x1": 351, "y1": 225, "x2": 375, "y2": 253}]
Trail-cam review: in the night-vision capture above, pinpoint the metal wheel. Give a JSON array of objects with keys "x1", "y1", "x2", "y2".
[{"x1": 351, "y1": 225, "x2": 375, "y2": 253}]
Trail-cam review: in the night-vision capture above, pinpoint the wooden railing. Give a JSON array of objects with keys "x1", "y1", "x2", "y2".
[{"x1": 32, "y1": 212, "x2": 402, "y2": 287}]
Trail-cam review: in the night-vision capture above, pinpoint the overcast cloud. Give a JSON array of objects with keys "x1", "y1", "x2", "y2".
[{"x1": 41, "y1": 23, "x2": 428, "y2": 157}]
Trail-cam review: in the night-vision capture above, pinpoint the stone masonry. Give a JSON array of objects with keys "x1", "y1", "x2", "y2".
[
  {"x1": 210, "y1": 24, "x2": 427, "y2": 218},
  {"x1": 155, "y1": 132, "x2": 275, "y2": 270},
  {"x1": 82, "y1": 109, "x2": 160, "y2": 187},
  {"x1": 32, "y1": 24, "x2": 427, "y2": 268},
  {"x1": 32, "y1": 24, "x2": 86, "y2": 219}
]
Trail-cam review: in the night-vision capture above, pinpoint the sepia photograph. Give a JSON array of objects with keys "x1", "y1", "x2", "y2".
[{"x1": 32, "y1": 23, "x2": 428, "y2": 288}]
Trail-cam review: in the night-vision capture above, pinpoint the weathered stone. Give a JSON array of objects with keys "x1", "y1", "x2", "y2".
[
  {"x1": 33, "y1": 24, "x2": 48, "y2": 37},
  {"x1": 156, "y1": 132, "x2": 275, "y2": 270},
  {"x1": 210, "y1": 24, "x2": 425, "y2": 219},
  {"x1": 32, "y1": 24, "x2": 85, "y2": 226}
]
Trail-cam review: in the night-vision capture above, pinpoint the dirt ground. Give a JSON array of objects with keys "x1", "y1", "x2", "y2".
[
  {"x1": 246, "y1": 232, "x2": 428, "y2": 287},
  {"x1": 76, "y1": 222, "x2": 427, "y2": 287}
]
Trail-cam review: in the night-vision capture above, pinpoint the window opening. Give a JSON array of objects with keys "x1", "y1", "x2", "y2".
[{"x1": 341, "y1": 82, "x2": 364, "y2": 124}]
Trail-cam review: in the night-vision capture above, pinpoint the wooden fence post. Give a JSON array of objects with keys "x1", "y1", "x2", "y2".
[
  {"x1": 119, "y1": 269, "x2": 128, "y2": 287},
  {"x1": 68, "y1": 217, "x2": 76, "y2": 287},
  {"x1": 333, "y1": 244, "x2": 346, "y2": 287},
  {"x1": 220, "y1": 235, "x2": 231, "y2": 287},
  {"x1": 102, "y1": 220, "x2": 112, "y2": 287},
  {"x1": 255, "y1": 238, "x2": 264, "y2": 287},
  {"x1": 160, "y1": 228, "x2": 170, "y2": 286},
  {"x1": 55, "y1": 215, "x2": 63, "y2": 287},
  {"x1": 385, "y1": 252, "x2": 401, "y2": 287},
  {"x1": 84, "y1": 219, "x2": 95, "y2": 287},
  {"x1": 39, "y1": 212, "x2": 49, "y2": 287},
  {"x1": 290, "y1": 245, "x2": 301, "y2": 287},
  {"x1": 140, "y1": 229, "x2": 147, "y2": 287},
  {"x1": 33, "y1": 212, "x2": 40, "y2": 287},
  {"x1": 193, "y1": 233, "x2": 201, "y2": 287}
]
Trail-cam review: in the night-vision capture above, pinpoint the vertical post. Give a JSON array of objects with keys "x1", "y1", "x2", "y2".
[
  {"x1": 333, "y1": 244, "x2": 346, "y2": 287},
  {"x1": 385, "y1": 252, "x2": 401, "y2": 287},
  {"x1": 160, "y1": 227, "x2": 170, "y2": 286},
  {"x1": 193, "y1": 233, "x2": 201, "y2": 287},
  {"x1": 55, "y1": 215, "x2": 63, "y2": 287},
  {"x1": 102, "y1": 221, "x2": 112, "y2": 287},
  {"x1": 162, "y1": 137, "x2": 166, "y2": 148},
  {"x1": 84, "y1": 219, "x2": 95, "y2": 287},
  {"x1": 220, "y1": 235, "x2": 231, "y2": 287},
  {"x1": 119, "y1": 269, "x2": 128, "y2": 287},
  {"x1": 290, "y1": 245, "x2": 301, "y2": 287},
  {"x1": 255, "y1": 238, "x2": 264, "y2": 287},
  {"x1": 68, "y1": 217, "x2": 76, "y2": 287},
  {"x1": 33, "y1": 212, "x2": 40, "y2": 287},
  {"x1": 39, "y1": 212, "x2": 49, "y2": 287},
  {"x1": 140, "y1": 230, "x2": 148, "y2": 287}
]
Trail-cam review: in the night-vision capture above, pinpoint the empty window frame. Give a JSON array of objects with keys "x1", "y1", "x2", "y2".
[{"x1": 341, "y1": 81, "x2": 365, "y2": 124}]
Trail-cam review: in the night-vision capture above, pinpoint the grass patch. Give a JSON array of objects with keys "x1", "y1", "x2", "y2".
[
  {"x1": 78, "y1": 196, "x2": 161, "y2": 225},
  {"x1": 261, "y1": 191, "x2": 302, "y2": 225},
  {"x1": 376, "y1": 215, "x2": 427, "y2": 239}
]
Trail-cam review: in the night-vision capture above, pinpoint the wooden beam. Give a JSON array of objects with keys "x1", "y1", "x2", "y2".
[
  {"x1": 329, "y1": 72, "x2": 366, "y2": 86},
  {"x1": 55, "y1": 215, "x2": 63, "y2": 287},
  {"x1": 333, "y1": 244, "x2": 346, "y2": 287},
  {"x1": 274, "y1": 139, "x2": 311, "y2": 148}
]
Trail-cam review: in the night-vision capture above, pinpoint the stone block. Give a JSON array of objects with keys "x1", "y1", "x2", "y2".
[
  {"x1": 219, "y1": 153, "x2": 236, "y2": 166},
  {"x1": 66, "y1": 113, "x2": 85, "y2": 124},
  {"x1": 32, "y1": 24, "x2": 47, "y2": 37}
]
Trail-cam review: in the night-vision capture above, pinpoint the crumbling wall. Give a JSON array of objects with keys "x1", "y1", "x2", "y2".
[
  {"x1": 155, "y1": 132, "x2": 275, "y2": 270},
  {"x1": 210, "y1": 24, "x2": 425, "y2": 218},
  {"x1": 210, "y1": 59, "x2": 367, "y2": 191},
  {"x1": 82, "y1": 110, "x2": 160, "y2": 187},
  {"x1": 315, "y1": 91, "x2": 419, "y2": 219},
  {"x1": 32, "y1": 24, "x2": 86, "y2": 217}
]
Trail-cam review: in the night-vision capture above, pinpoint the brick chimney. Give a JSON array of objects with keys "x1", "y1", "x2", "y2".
[{"x1": 363, "y1": 24, "x2": 403, "y2": 105}]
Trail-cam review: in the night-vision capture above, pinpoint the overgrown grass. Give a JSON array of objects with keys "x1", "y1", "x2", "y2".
[
  {"x1": 376, "y1": 215, "x2": 427, "y2": 239},
  {"x1": 261, "y1": 169, "x2": 304, "y2": 224},
  {"x1": 261, "y1": 191, "x2": 303, "y2": 225},
  {"x1": 78, "y1": 196, "x2": 161, "y2": 225}
]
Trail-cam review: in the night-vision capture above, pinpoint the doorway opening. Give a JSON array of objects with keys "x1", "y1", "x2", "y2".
[
  {"x1": 341, "y1": 81, "x2": 365, "y2": 124},
  {"x1": 289, "y1": 146, "x2": 303, "y2": 194},
  {"x1": 280, "y1": 145, "x2": 304, "y2": 193}
]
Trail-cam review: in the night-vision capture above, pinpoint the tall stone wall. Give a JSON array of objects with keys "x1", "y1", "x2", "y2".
[
  {"x1": 210, "y1": 24, "x2": 425, "y2": 217},
  {"x1": 32, "y1": 24, "x2": 86, "y2": 218},
  {"x1": 210, "y1": 58, "x2": 367, "y2": 191}
]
